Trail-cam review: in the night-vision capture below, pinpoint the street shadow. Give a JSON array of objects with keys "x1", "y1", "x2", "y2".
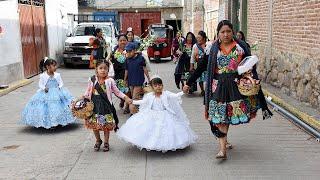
[
  {"x1": 183, "y1": 93, "x2": 204, "y2": 99},
  {"x1": 61, "y1": 64, "x2": 90, "y2": 69},
  {"x1": 19, "y1": 123, "x2": 81, "y2": 135},
  {"x1": 122, "y1": 144, "x2": 195, "y2": 159},
  {"x1": 146, "y1": 146, "x2": 195, "y2": 158},
  {"x1": 149, "y1": 59, "x2": 172, "y2": 64}
]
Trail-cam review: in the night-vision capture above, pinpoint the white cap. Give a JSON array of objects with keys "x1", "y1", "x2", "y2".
[{"x1": 127, "y1": 27, "x2": 133, "y2": 32}]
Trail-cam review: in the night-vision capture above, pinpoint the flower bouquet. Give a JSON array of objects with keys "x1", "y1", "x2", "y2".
[{"x1": 137, "y1": 35, "x2": 157, "y2": 52}]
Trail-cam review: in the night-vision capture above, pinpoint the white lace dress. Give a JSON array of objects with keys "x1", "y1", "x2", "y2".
[{"x1": 117, "y1": 91, "x2": 197, "y2": 152}]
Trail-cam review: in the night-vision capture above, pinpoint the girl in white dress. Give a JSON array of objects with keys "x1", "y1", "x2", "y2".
[{"x1": 117, "y1": 76, "x2": 197, "y2": 152}]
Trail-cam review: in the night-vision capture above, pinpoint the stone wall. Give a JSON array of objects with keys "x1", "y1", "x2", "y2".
[
  {"x1": 182, "y1": 0, "x2": 204, "y2": 35},
  {"x1": 248, "y1": 0, "x2": 320, "y2": 110},
  {"x1": 204, "y1": 0, "x2": 219, "y2": 40}
]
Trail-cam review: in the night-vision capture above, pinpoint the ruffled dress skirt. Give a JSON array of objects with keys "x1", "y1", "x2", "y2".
[
  {"x1": 117, "y1": 98, "x2": 197, "y2": 152},
  {"x1": 21, "y1": 78, "x2": 75, "y2": 129}
]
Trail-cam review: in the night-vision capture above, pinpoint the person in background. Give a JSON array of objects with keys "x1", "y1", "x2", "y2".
[
  {"x1": 110, "y1": 34, "x2": 130, "y2": 114},
  {"x1": 190, "y1": 31, "x2": 208, "y2": 96},
  {"x1": 174, "y1": 32, "x2": 196, "y2": 90},
  {"x1": 95, "y1": 28, "x2": 108, "y2": 57},
  {"x1": 126, "y1": 30, "x2": 141, "y2": 47},
  {"x1": 171, "y1": 31, "x2": 184, "y2": 63},
  {"x1": 124, "y1": 42, "x2": 150, "y2": 113},
  {"x1": 237, "y1": 31, "x2": 250, "y2": 49}
]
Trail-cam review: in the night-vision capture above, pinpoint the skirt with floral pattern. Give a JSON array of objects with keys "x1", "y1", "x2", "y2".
[
  {"x1": 85, "y1": 94, "x2": 115, "y2": 131},
  {"x1": 208, "y1": 73, "x2": 260, "y2": 125}
]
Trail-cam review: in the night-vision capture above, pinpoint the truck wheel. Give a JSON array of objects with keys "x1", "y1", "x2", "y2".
[{"x1": 64, "y1": 62, "x2": 73, "y2": 68}]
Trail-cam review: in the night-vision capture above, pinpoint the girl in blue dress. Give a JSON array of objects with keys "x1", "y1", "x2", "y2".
[{"x1": 21, "y1": 58, "x2": 75, "y2": 129}]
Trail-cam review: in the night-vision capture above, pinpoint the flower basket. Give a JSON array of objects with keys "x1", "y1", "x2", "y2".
[
  {"x1": 237, "y1": 75, "x2": 261, "y2": 96},
  {"x1": 71, "y1": 97, "x2": 94, "y2": 120}
]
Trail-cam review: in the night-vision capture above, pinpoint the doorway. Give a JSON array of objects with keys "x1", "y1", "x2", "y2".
[
  {"x1": 141, "y1": 19, "x2": 150, "y2": 38},
  {"x1": 18, "y1": 0, "x2": 48, "y2": 78},
  {"x1": 165, "y1": 20, "x2": 181, "y2": 37}
]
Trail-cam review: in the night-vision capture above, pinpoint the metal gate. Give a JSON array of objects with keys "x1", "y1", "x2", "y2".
[{"x1": 18, "y1": 0, "x2": 48, "y2": 78}]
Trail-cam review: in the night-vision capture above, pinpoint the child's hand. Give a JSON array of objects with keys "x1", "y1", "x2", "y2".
[
  {"x1": 114, "y1": 125, "x2": 119, "y2": 132},
  {"x1": 182, "y1": 85, "x2": 190, "y2": 94},
  {"x1": 44, "y1": 87, "x2": 49, "y2": 93},
  {"x1": 124, "y1": 96, "x2": 133, "y2": 104}
]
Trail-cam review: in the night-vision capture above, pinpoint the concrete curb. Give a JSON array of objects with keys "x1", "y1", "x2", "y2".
[
  {"x1": 263, "y1": 89, "x2": 320, "y2": 131},
  {"x1": 0, "y1": 79, "x2": 33, "y2": 97}
]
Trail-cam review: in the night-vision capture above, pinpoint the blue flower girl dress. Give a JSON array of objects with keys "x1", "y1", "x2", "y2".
[{"x1": 21, "y1": 72, "x2": 75, "y2": 129}]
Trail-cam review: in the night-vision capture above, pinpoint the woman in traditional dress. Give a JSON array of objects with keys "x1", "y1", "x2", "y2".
[
  {"x1": 190, "y1": 31, "x2": 208, "y2": 96},
  {"x1": 183, "y1": 20, "x2": 272, "y2": 159},
  {"x1": 174, "y1": 32, "x2": 196, "y2": 90},
  {"x1": 110, "y1": 34, "x2": 130, "y2": 113}
]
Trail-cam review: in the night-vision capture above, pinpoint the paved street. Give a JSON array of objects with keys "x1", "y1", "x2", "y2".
[{"x1": 0, "y1": 61, "x2": 319, "y2": 180}]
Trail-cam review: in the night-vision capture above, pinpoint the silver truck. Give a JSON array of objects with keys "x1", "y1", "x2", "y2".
[{"x1": 63, "y1": 22, "x2": 117, "y2": 67}]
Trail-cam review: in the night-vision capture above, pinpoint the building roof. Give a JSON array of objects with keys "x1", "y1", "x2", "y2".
[{"x1": 79, "y1": 0, "x2": 183, "y2": 9}]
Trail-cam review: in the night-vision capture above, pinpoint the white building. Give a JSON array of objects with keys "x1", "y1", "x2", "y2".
[
  {"x1": 46, "y1": 0, "x2": 78, "y2": 62},
  {"x1": 0, "y1": 0, "x2": 24, "y2": 85},
  {"x1": 0, "y1": 0, "x2": 78, "y2": 85}
]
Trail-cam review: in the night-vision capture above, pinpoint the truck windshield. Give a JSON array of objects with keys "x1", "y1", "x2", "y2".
[
  {"x1": 150, "y1": 28, "x2": 167, "y2": 38},
  {"x1": 74, "y1": 25, "x2": 112, "y2": 37}
]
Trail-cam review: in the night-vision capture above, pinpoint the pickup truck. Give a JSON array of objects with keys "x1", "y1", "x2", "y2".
[{"x1": 63, "y1": 22, "x2": 117, "y2": 67}]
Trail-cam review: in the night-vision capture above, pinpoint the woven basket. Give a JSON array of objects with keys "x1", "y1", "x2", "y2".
[
  {"x1": 237, "y1": 76, "x2": 260, "y2": 96},
  {"x1": 71, "y1": 98, "x2": 94, "y2": 120},
  {"x1": 238, "y1": 83, "x2": 260, "y2": 96}
]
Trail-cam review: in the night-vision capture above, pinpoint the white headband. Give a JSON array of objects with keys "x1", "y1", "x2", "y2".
[
  {"x1": 150, "y1": 74, "x2": 161, "y2": 81},
  {"x1": 44, "y1": 57, "x2": 48, "y2": 63}
]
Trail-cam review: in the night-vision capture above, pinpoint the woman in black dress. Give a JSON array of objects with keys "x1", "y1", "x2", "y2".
[{"x1": 183, "y1": 20, "x2": 272, "y2": 159}]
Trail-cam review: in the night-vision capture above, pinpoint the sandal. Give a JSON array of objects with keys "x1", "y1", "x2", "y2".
[
  {"x1": 226, "y1": 142, "x2": 233, "y2": 150},
  {"x1": 103, "y1": 142, "x2": 109, "y2": 152},
  {"x1": 215, "y1": 151, "x2": 227, "y2": 159},
  {"x1": 94, "y1": 140, "x2": 102, "y2": 151}
]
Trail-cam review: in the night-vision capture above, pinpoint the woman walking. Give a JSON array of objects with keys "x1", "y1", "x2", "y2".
[
  {"x1": 174, "y1": 32, "x2": 196, "y2": 90},
  {"x1": 110, "y1": 34, "x2": 130, "y2": 113},
  {"x1": 236, "y1": 31, "x2": 250, "y2": 49},
  {"x1": 190, "y1": 31, "x2": 208, "y2": 96},
  {"x1": 183, "y1": 20, "x2": 272, "y2": 159}
]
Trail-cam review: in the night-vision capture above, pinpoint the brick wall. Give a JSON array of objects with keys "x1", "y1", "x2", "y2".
[
  {"x1": 247, "y1": 0, "x2": 269, "y2": 46},
  {"x1": 247, "y1": 0, "x2": 320, "y2": 109}
]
